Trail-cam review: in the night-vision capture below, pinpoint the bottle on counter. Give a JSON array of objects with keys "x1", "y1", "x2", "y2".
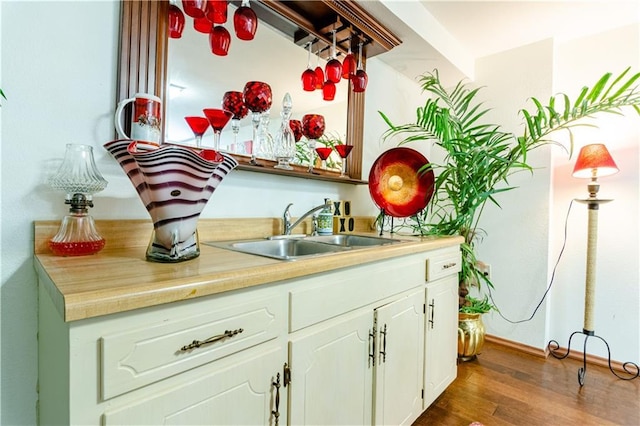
[{"x1": 317, "y1": 198, "x2": 334, "y2": 235}]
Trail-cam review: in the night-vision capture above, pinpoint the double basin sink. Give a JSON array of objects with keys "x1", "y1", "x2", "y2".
[{"x1": 205, "y1": 234, "x2": 407, "y2": 261}]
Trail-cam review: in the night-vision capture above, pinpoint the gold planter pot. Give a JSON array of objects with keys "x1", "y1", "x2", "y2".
[{"x1": 457, "y1": 312, "x2": 485, "y2": 361}]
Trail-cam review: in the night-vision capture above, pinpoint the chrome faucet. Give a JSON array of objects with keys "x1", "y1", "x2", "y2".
[{"x1": 283, "y1": 202, "x2": 326, "y2": 235}]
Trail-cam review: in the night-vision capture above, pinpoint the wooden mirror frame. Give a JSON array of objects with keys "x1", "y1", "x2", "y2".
[{"x1": 117, "y1": 0, "x2": 400, "y2": 183}]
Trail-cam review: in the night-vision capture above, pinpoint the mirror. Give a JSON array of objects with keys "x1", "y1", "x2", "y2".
[
  {"x1": 166, "y1": 2, "x2": 348, "y2": 171},
  {"x1": 117, "y1": 0, "x2": 400, "y2": 182}
]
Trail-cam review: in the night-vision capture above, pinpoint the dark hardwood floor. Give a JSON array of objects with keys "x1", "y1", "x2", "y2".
[{"x1": 413, "y1": 340, "x2": 640, "y2": 425}]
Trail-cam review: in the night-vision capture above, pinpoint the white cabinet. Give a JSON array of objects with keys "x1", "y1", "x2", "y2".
[
  {"x1": 373, "y1": 289, "x2": 425, "y2": 426},
  {"x1": 423, "y1": 246, "x2": 461, "y2": 408},
  {"x1": 288, "y1": 308, "x2": 374, "y2": 425},
  {"x1": 38, "y1": 285, "x2": 288, "y2": 425},
  {"x1": 37, "y1": 243, "x2": 461, "y2": 425},
  {"x1": 104, "y1": 344, "x2": 287, "y2": 425}
]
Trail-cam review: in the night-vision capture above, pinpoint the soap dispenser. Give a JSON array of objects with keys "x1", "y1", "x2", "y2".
[{"x1": 317, "y1": 198, "x2": 333, "y2": 235}]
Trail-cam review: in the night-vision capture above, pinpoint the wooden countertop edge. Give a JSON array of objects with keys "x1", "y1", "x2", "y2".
[{"x1": 35, "y1": 232, "x2": 463, "y2": 322}]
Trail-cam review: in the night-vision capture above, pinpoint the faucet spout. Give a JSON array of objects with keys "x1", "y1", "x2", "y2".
[{"x1": 283, "y1": 203, "x2": 326, "y2": 235}]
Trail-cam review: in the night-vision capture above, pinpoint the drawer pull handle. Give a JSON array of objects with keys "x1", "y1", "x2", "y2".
[
  {"x1": 272, "y1": 371, "x2": 281, "y2": 426},
  {"x1": 180, "y1": 328, "x2": 244, "y2": 352},
  {"x1": 379, "y1": 324, "x2": 388, "y2": 363},
  {"x1": 442, "y1": 262, "x2": 457, "y2": 270}
]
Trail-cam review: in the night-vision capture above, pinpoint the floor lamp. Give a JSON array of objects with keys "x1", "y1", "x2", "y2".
[{"x1": 548, "y1": 143, "x2": 640, "y2": 386}]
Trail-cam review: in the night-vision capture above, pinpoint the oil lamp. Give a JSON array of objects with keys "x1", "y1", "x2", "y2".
[{"x1": 48, "y1": 144, "x2": 108, "y2": 256}]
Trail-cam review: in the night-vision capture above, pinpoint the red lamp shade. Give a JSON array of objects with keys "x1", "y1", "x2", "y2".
[{"x1": 572, "y1": 144, "x2": 619, "y2": 179}]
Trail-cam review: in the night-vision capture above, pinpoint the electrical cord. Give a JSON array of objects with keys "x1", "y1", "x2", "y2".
[{"x1": 487, "y1": 199, "x2": 575, "y2": 323}]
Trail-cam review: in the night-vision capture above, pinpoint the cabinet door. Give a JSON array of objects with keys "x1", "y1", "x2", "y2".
[
  {"x1": 423, "y1": 275, "x2": 458, "y2": 408},
  {"x1": 373, "y1": 289, "x2": 425, "y2": 426},
  {"x1": 103, "y1": 344, "x2": 287, "y2": 425},
  {"x1": 288, "y1": 309, "x2": 373, "y2": 426}
]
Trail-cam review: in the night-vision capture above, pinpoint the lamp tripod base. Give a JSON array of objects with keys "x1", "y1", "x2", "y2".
[{"x1": 547, "y1": 330, "x2": 639, "y2": 386}]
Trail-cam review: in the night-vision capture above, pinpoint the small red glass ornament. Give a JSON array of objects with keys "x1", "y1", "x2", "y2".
[
  {"x1": 209, "y1": 25, "x2": 231, "y2": 56},
  {"x1": 234, "y1": 0, "x2": 258, "y2": 41},
  {"x1": 182, "y1": 0, "x2": 207, "y2": 18},
  {"x1": 194, "y1": 16, "x2": 213, "y2": 33},
  {"x1": 322, "y1": 80, "x2": 336, "y2": 101},
  {"x1": 207, "y1": 0, "x2": 228, "y2": 24},
  {"x1": 169, "y1": 5, "x2": 186, "y2": 39}
]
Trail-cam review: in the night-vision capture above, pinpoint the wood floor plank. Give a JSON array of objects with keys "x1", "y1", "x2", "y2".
[{"x1": 414, "y1": 340, "x2": 639, "y2": 426}]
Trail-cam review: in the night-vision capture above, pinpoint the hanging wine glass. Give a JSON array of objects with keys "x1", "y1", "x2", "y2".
[
  {"x1": 315, "y1": 147, "x2": 332, "y2": 170},
  {"x1": 335, "y1": 143, "x2": 354, "y2": 177},
  {"x1": 184, "y1": 116, "x2": 210, "y2": 148},
  {"x1": 274, "y1": 93, "x2": 296, "y2": 170},
  {"x1": 203, "y1": 108, "x2": 232, "y2": 151},
  {"x1": 302, "y1": 114, "x2": 325, "y2": 173},
  {"x1": 351, "y1": 41, "x2": 368, "y2": 93},
  {"x1": 301, "y1": 42, "x2": 317, "y2": 91},
  {"x1": 325, "y1": 30, "x2": 341, "y2": 84},
  {"x1": 322, "y1": 80, "x2": 336, "y2": 101},
  {"x1": 242, "y1": 81, "x2": 272, "y2": 165},
  {"x1": 209, "y1": 25, "x2": 231, "y2": 56},
  {"x1": 222, "y1": 91, "x2": 249, "y2": 153},
  {"x1": 341, "y1": 35, "x2": 356, "y2": 79},
  {"x1": 169, "y1": 4, "x2": 185, "y2": 39},
  {"x1": 234, "y1": 0, "x2": 258, "y2": 41}
]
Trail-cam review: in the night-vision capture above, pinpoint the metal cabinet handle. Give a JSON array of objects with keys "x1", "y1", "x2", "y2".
[
  {"x1": 179, "y1": 328, "x2": 244, "y2": 352},
  {"x1": 429, "y1": 299, "x2": 435, "y2": 329},
  {"x1": 442, "y1": 262, "x2": 457, "y2": 270},
  {"x1": 379, "y1": 324, "x2": 388, "y2": 363},
  {"x1": 272, "y1": 372, "x2": 281, "y2": 426},
  {"x1": 368, "y1": 326, "x2": 377, "y2": 367}
]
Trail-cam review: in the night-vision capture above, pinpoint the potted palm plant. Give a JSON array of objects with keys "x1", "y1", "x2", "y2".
[{"x1": 379, "y1": 68, "x2": 640, "y2": 358}]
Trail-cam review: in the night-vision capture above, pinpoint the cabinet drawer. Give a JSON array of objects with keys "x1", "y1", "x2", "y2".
[
  {"x1": 289, "y1": 254, "x2": 424, "y2": 332},
  {"x1": 426, "y1": 246, "x2": 461, "y2": 281},
  {"x1": 101, "y1": 294, "x2": 284, "y2": 400}
]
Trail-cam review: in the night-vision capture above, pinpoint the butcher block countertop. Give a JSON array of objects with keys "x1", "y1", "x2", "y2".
[{"x1": 34, "y1": 218, "x2": 463, "y2": 322}]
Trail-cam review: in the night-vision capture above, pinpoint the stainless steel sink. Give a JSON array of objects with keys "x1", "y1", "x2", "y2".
[
  {"x1": 205, "y1": 238, "x2": 350, "y2": 261},
  {"x1": 304, "y1": 234, "x2": 403, "y2": 247}
]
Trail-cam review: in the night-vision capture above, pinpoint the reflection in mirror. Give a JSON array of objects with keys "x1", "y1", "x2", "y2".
[{"x1": 166, "y1": 3, "x2": 347, "y2": 171}]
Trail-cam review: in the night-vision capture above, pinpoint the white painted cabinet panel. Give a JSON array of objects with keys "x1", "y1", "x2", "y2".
[
  {"x1": 373, "y1": 289, "x2": 425, "y2": 426},
  {"x1": 288, "y1": 309, "x2": 374, "y2": 426},
  {"x1": 423, "y1": 274, "x2": 459, "y2": 408},
  {"x1": 103, "y1": 344, "x2": 286, "y2": 425}
]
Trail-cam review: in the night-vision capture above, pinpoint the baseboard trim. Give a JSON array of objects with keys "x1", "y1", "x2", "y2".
[{"x1": 486, "y1": 334, "x2": 635, "y2": 374}]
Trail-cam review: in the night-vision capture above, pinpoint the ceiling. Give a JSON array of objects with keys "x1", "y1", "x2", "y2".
[{"x1": 357, "y1": 0, "x2": 640, "y2": 85}]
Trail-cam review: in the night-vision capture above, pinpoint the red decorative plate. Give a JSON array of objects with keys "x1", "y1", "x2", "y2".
[{"x1": 368, "y1": 147, "x2": 435, "y2": 217}]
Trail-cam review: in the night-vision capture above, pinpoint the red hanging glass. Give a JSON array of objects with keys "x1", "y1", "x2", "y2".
[
  {"x1": 351, "y1": 42, "x2": 368, "y2": 93},
  {"x1": 322, "y1": 80, "x2": 336, "y2": 101},
  {"x1": 209, "y1": 25, "x2": 231, "y2": 56},
  {"x1": 234, "y1": 0, "x2": 258, "y2": 41},
  {"x1": 325, "y1": 30, "x2": 341, "y2": 84},
  {"x1": 169, "y1": 5, "x2": 186, "y2": 39}
]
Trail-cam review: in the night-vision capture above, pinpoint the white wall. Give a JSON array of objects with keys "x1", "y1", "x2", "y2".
[
  {"x1": 474, "y1": 39, "x2": 555, "y2": 350},
  {"x1": 550, "y1": 25, "x2": 640, "y2": 362},
  {"x1": 0, "y1": 2, "x2": 425, "y2": 423},
  {"x1": 473, "y1": 25, "x2": 640, "y2": 364}
]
